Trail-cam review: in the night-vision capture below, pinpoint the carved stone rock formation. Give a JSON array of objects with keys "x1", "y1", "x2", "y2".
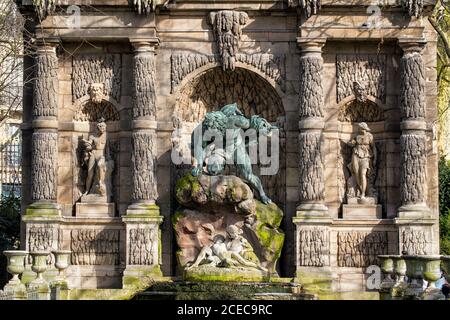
[
  {"x1": 170, "y1": 53, "x2": 285, "y2": 93},
  {"x1": 402, "y1": 0, "x2": 424, "y2": 18},
  {"x1": 132, "y1": 51, "x2": 156, "y2": 119},
  {"x1": 297, "y1": 227, "x2": 329, "y2": 267},
  {"x1": 208, "y1": 11, "x2": 249, "y2": 71},
  {"x1": 31, "y1": 132, "x2": 57, "y2": 201},
  {"x1": 174, "y1": 173, "x2": 285, "y2": 274},
  {"x1": 299, "y1": 55, "x2": 323, "y2": 118},
  {"x1": 70, "y1": 229, "x2": 120, "y2": 265},
  {"x1": 72, "y1": 54, "x2": 121, "y2": 103},
  {"x1": 336, "y1": 54, "x2": 386, "y2": 103},
  {"x1": 298, "y1": 132, "x2": 324, "y2": 202},
  {"x1": 337, "y1": 231, "x2": 388, "y2": 267},
  {"x1": 129, "y1": 227, "x2": 157, "y2": 265},
  {"x1": 131, "y1": 132, "x2": 158, "y2": 202},
  {"x1": 287, "y1": 0, "x2": 321, "y2": 18},
  {"x1": 400, "y1": 229, "x2": 427, "y2": 255},
  {"x1": 400, "y1": 51, "x2": 425, "y2": 119},
  {"x1": 34, "y1": 51, "x2": 58, "y2": 118},
  {"x1": 176, "y1": 174, "x2": 256, "y2": 216},
  {"x1": 338, "y1": 100, "x2": 384, "y2": 123},
  {"x1": 74, "y1": 100, "x2": 120, "y2": 122},
  {"x1": 400, "y1": 134, "x2": 427, "y2": 205}
]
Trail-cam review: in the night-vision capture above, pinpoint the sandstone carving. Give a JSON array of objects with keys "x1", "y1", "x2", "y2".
[
  {"x1": 170, "y1": 53, "x2": 285, "y2": 93},
  {"x1": 70, "y1": 229, "x2": 120, "y2": 265},
  {"x1": 131, "y1": 132, "x2": 158, "y2": 202},
  {"x1": 208, "y1": 11, "x2": 249, "y2": 71},
  {"x1": 400, "y1": 134, "x2": 427, "y2": 205},
  {"x1": 297, "y1": 228, "x2": 329, "y2": 267},
  {"x1": 72, "y1": 54, "x2": 121, "y2": 103},
  {"x1": 34, "y1": 50, "x2": 58, "y2": 118},
  {"x1": 346, "y1": 122, "x2": 378, "y2": 203},
  {"x1": 31, "y1": 132, "x2": 58, "y2": 201},
  {"x1": 298, "y1": 132, "x2": 324, "y2": 202},
  {"x1": 337, "y1": 231, "x2": 388, "y2": 267},
  {"x1": 79, "y1": 119, "x2": 114, "y2": 202},
  {"x1": 299, "y1": 55, "x2": 323, "y2": 118},
  {"x1": 130, "y1": 0, "x2": 165, "y2": 15},
  {"x1": 287, "y1": 0, "x2": 321, "y2": 18},
  {"x1": 402, "y1": 0, "x2": 424, "y2": 18},
  {"x1": 336, "y1": 54, "x2": 386, "y2": 103},
  {"x1": 32, "y1": 0, "x2": 56, "y2": 20},
  {"x1": 28, "y1": 225, "x2": 54, "y2": 252},
  {"x1": 400, "y1": 50, "x2": 425, "y2": 119},
  {"x1": 129, "y1": 227, "x2": 157, "y2": 265},
  {"x1": 88, "y1": 83, "x2": 104, "y2": 104},
  {"x1": 187, "y1": 225, "x2": 267, "y2": 272},
  {"x1": 401, "y1": 229, "x2": 427, "y2": 255},
  {"x1": 338, "y1": 100, "x2": 384, "y2": 123},
  {"x1": 132, "y1": 51, "x2": 156, "y2": 119},
  {"x1": 174, "y1": 67, "x2": 283, "y2": 124},
  {"x1": 28, "y1": 225, "x2": 57, "y2": 264},
  {"x1": 74, "y1": 100, "x2": 120, "y2": 122}
]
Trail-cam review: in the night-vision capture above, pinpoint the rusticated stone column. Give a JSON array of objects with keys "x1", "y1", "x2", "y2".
[
  {"x1": 296, "y1": 38, "x2": 328, "y2": 216},
  {"x1": 26, "y1": 39, "x2": 61, "y2": 216},
  {"x1": 127, "y1": 39, "x2": 160, "y2": 215},
  {"x1": 123, "y1": 39, "x2": 163, "y2": 285},
  {"x1": 397, "y1": 39, "x2": 430, "y2": 218},
  {"x1": 294, "y1": 38, "x2": 332, "y2": 290},
  {"x1": 395, "y1": 38, "x2": 435, "y2": 256}
]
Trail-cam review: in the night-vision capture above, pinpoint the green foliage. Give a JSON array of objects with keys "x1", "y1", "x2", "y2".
[
  {"x1": 0, "y1": 194, "x2": 20, "y2": 288},
  {"x1": 439, "y1": 157, "x2": 450, "y2": 254}
]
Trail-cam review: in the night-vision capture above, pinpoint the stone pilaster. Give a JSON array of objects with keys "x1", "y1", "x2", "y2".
[
  {"x1": 296, "y1": 38, "x2": 328, "y2": 217},
  {"x1": 123, "y1": 38, "x2": 163, "y2": 286},
  {"x1": 26, "y1": 38, "x2": 61, "y2": 216}
]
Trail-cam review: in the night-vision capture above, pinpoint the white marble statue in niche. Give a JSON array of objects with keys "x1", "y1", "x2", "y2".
[
  {"x1": 346, "y1": 122, "x2": 378, "y2": 204},
  {"x1": 186, "y1": 225, "x2": 267, "y2": 272},
  {"x1": 80, "y1": 118, "x2": 114, "y2": 202}
]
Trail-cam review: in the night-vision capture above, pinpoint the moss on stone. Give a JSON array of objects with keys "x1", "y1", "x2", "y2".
[
  {"x1": 175, "y1": 173, "x2": 206, "y2": 205},
  {"x1": 253, "y1": 201, "x2": 285, "y2": 269}
]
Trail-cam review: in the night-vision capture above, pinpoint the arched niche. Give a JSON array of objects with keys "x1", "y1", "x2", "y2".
[
  {"x1": 171, "y1": 66, "x2": 286, "y2": 208},
  {"x1": 68, "y1": 95, "x2": 122, "y2": 216},
  {"x1": 335, "y1": 95, "x2": 390, "y2": 218},
  {"x1": 72, "y1": 95, "x2": 121, "y2": 123}
]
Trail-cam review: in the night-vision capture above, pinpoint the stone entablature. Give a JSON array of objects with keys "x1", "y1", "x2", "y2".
[{"x1": 18, "y1": 0, "x2": 439, "y2": 298}]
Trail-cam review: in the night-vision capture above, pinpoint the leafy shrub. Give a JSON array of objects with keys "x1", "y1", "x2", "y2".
[
  {"x1": 0, "y1": 194, "x2": 20, "y2": 288},
  {"x1": 439, "y1": 157, "x2": 450, "y2": 255}
]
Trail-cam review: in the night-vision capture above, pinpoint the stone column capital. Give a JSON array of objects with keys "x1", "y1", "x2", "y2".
[
  {"x1": 297, "y1": 37, "x2": 326, "y2": 54},
  {"x1": 130, "y1": 38, "x2": 160, "y2": 53},
  {"x1": 35, "y1": 37, "x2": 60, "y2": 53},
  {"x1": 398, "y1": 38, "x2": 427, "y2": 54}
]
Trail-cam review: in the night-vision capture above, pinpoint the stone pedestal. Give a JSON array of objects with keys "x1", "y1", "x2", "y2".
[
  {"x1": 75, "y1": 202, "x2": 115, "y2": 217},
  {"x1": 293, "y1": 214, "x2": 333, "y2": 296},
  {"x1": 343, "y1": 204, "x2": 382, "y2": 220},
  {"x1": 122, "y1": 211, "x2": 164, "y2": 289}
]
